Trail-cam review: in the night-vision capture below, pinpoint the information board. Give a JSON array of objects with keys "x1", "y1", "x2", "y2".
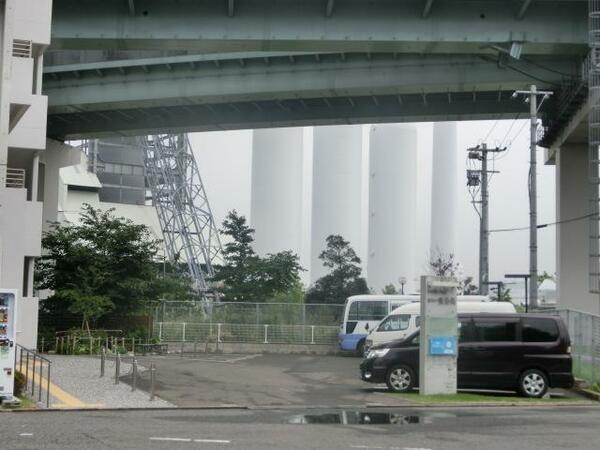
[
  {"x1": 419, "y1": 276, "x2": 458, "y2": 395},
  {"x1": 0, "y1": 289, "x2": 17, "y2": 401}
]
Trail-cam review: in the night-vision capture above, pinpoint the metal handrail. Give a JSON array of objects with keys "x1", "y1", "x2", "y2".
[{"x1": 15, "y1": 344, "x2": 51, "y2": 408}]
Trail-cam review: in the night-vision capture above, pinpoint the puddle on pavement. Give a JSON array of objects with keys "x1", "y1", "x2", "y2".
[{"x1": 289, "y1": 411, "x2": 430, "y2": 425}]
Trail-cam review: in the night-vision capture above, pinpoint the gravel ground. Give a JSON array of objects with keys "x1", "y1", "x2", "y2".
[{"x1": 44, "y1": 355, "x2": 173, "y2": 409}]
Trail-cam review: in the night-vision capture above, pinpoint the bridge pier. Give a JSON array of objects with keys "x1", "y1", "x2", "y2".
[{"x1": 555, "y1": 144, "x2": 600, "y2": 314}]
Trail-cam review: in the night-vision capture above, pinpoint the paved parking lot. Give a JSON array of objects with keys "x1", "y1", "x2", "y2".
[
  {"x1": 131, "y1": 353, "x2": 582, "y2": 408},
  {"x1": 134, "y1": 353, "x2": 403, "y2": 408}
]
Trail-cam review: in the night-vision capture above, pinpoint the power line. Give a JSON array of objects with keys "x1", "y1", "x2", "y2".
[{"x1": 490, "y1": 213, "x2": 598, "y2": 233}]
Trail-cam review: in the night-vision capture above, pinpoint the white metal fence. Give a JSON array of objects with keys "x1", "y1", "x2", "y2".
[
  {"x1": 557, "y1": 309, "x2": 600, "y2": 386},
  {"x1": 154, "y1": 302, "x2": 345, "y2": 327},
  {"x1": 154, "y1": 322, "x2": 339, "y2": 346}
]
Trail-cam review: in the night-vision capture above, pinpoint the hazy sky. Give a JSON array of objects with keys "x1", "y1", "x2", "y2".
[{"x1": 190, "y1": 119, "x2": 555, "y2": 292}]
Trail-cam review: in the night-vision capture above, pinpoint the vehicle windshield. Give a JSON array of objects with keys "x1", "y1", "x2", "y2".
[{"x1": 377, "y1": 314, "x2": 411, "y2": 332}]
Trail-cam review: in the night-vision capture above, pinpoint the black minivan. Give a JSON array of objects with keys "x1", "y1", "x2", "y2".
[{"x1": 360, "y1": 313, "x2": 573, "y2": 398}]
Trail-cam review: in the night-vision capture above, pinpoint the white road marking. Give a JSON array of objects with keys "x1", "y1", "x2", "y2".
[
  {"x1": 150, "y1": 437, "x2": 192, "y2": 442},
  {"x1": 19, "y1": 433, "x2": 33, "y2": 437},
  {"x1": 351, "y1": 446, "x2": 432, "y2": 450},
  {"x1": 149, "y1": 437, "x2": 230, "y2": 444}
]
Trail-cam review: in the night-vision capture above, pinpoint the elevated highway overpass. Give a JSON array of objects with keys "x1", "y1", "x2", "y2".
[{"x1": 41, "y1": 0, "x2": 599, "y2": 313}]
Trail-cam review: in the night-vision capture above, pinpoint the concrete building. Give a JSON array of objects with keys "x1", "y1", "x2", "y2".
[
  {"x1": 368, "y1": 124, "x2": 418, "y2": 293},
  {"x1": 311, "y1": 125, "x2": 363, "y2": 282},
  {"x1": 0, "y1": 0, "x2": 52, "y2": 349},
  {"x1": 250, "y1": 128, "x2": 304, "y2": 258}
]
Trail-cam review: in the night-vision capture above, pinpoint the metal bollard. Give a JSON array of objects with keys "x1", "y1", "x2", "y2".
[
  {"x1": 46, "y1": 364, "x2": 51, "y2": 408},
  {"x1": 31, "y1": 354, "x2": 36, "y2": 396},
  {"x1": 41, "y1": 337, "x2": 45, "y2": 353},
  {"x1": 25, "y1": 352, "x2": 30, "y2": 389},
  {"x1": 115, "y1": 353, "x2": 121, "y2": 385},
  {"x1": 90, "y1": 337, "x2": 94, "y2": 355},
  {"x1": 132, "y1": 358, "x2": 138, "y2": 392},
  {"x1": 149, "y1": 362, "x2": 156, "y2": 401},
  {"x1": 180, "y1": 340, "x2": 184, "y2": 358},
  {"x1": 100, "y1": 347, "x2": 106, "y2": 377}
]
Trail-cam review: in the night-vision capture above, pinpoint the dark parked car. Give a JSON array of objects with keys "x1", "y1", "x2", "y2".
[{"x1": 360, "y1": 313, "x2": 573, "y2": 398}]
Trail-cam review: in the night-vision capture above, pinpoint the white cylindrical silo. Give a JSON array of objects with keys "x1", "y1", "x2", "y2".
[
  {"x1": 430, "y1": 122, "x2": 458, "y2": 258},
  {"x1": 368, "y1": 124, "x2": 418, "y2": 293},
  {"x1": 251, "y1": 128, "x2": 304, "y2": 257},
  {"x1": 311, "y1": 125, "x2": 364, "y2": 282}
]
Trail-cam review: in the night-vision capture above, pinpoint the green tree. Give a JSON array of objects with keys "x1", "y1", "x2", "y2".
[
  {"x1": 37, "y1": 205, "x2": 193, "y2": 331},
  {"x1": 538, "y1": 271, "x2": 555, "y2": 287},
  {"x1": 490, "y1": 286, "x2": 512, "y2": 303},
  {"x1": 305, "y1": 235, "x2": 369, "y2": 304},
  {"x1": 429, "y1": 251, "x2": 460, "y2": 277},
  {"x1": 212, "y1": 210, "x2": 304, "y2": 302},
  {"x1": 382, "y1": 284, "x2": 398, "y2": 295}
]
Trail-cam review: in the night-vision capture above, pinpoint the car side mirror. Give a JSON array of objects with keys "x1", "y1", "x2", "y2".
[{"x1": 365, "y1": 323, "x2": 370, "y2": 331}]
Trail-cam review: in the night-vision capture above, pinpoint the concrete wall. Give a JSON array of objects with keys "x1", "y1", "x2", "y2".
[{"x1": 556, "y1": 144, "x2": 600, "y2": 314}]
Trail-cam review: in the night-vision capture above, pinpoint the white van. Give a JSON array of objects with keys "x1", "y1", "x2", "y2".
[{"x1": 364, "y1": 301, "x2": 517, "y2": 351}]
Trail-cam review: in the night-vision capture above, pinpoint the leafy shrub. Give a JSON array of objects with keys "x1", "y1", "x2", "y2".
[{"x1": 14, "y1": 371, "x2": 26, "y2": 396}]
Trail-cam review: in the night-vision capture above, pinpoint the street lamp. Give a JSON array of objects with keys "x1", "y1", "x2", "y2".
[
  {"x1": 398, "y1": 277, "x2": 407, "y2": 295},
  {"x1": 505, "y1": 274, "x2": 531, "y2": 312}
]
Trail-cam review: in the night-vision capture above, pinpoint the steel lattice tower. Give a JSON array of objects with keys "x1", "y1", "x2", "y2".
[{"x1": 141, "y1": 134, "x2": 223, "y2": 298}]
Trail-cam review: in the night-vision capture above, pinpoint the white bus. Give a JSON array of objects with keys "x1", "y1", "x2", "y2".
[{"x1": 338, "y1": 294, "x2": 490, "y2": 354}]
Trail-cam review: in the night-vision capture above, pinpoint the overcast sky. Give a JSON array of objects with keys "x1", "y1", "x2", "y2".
[{"x1": 190, "y1": 119, "x2": 555, "y2": 293}]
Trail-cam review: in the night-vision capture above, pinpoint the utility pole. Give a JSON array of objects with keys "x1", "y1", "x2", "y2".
[
  {"x1": 467, "y1": 144, "x2": 505, "y2": 295},
  {"x1": 513, "y1": 85, "x2": 552, "y2": 309}
]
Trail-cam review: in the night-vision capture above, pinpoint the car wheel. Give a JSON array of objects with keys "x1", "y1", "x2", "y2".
[
  {"x1": 356, "y1": 340, "x2": 365, "y2": 357},
  {"x1": 386, "y1": 365, "x2": 415, "y2": 393},
  {"x1": 518, "y1": 369, "x2": 548, "y2": 398}
]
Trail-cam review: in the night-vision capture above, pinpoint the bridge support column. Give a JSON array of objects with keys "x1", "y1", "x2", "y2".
[{"x1": 556, "y1": 144, "x2": 600, "y2": 314}]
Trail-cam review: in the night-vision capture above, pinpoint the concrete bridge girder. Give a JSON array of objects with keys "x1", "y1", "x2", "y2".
[
  {"x1": 43, "y1": 52, "x2": 579, "y2": 138},
  {"x1": 50, "y1": 0, "x2": 587, "y2": 55}
]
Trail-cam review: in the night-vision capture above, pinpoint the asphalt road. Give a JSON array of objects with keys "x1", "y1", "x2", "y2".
[
  {"x1": 1, "y1": 406, "x2": 600, "y2": 449},
  {"x1": 133, "y1": 353, "x2": 404, "y2": 408}
]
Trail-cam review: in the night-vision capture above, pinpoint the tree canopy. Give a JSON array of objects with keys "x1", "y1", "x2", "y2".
[
  {"x1": 305, "y1": 235, "x2": 369, "y2": 304},
  {"x1": 37, "y1": 205, "x2": 194, "y2": 331},
  {"x1": 212, "y1": 210, "x2": 304, "y2": 302}
]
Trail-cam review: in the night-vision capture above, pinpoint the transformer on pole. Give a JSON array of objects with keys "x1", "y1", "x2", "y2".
[{"x1": 141, "y1": 134, "x2": 223, "y2": 302}]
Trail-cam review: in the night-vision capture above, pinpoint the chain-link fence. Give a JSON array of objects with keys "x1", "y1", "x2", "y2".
[
  {"x1": 154, "y1": 322, "x2": 339, "y2": 345},
  {"x1": 154, "y1": 301, "x2": 345, "y2": 326},
  {"x1": 557, "y1": 309, "x2": 600, "y2": 387}
]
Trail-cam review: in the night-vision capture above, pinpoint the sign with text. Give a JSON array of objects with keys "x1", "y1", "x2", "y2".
[{"x1": 419, "y1": 276, "x2": 458, "y2": 395}]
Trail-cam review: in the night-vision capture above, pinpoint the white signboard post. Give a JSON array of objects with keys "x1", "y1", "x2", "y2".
[{"x1": 419, "y1": 276, "x2": 459, "y2": 395}]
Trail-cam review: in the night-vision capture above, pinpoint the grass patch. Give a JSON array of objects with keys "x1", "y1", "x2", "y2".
[{"x1": 392, "y1": 391, "x2": 582, "y2": 404}]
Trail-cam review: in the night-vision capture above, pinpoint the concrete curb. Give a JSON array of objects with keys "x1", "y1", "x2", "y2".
[{"x1": 3, "y1": 400, "x2": 598, "y2": 413}]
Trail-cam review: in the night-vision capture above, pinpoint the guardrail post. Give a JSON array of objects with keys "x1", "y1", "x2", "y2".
[
  {"x1": 55, "y1": 337, "x2": 59, "y2": 354},
  {"x1": 100, "y1": 347, "x2": 106, "y2": 377},
  {"x1": 264, "y1": 324, "x2": 269, "y2": 344},
  {"x1": 41, "y1": 337, "x2": 45, "y2": 353},
  {"x1": 150, "y1": 362, "x2": 156, "y2": 401},
  {"x1": 217, "y1": 323, "x2": 222, "y2": 343},
  {"x1": 132, "y1": 358, "x2": 138, "y2": 392},
  {"x1": 89, "y1": 337, "x2": 94, "y2": 355},
  {"x1": 158, "y1": 322, "x2": 163, "y2": 341},
  {"x1": 60, "y1": 337, "x2": 64, "y2": 354},
  {"x1": 180, "y1": 339, "x2": 184, "y2": 358},
  {"x1": 182, "y1": 323, "x2": 186, "y2": 342},
  {"x1": 115, "y1": 353, "x2": 121, "y2": 385},
  {"x1": 311, "y1": 326, "x2": 315, "y2": 345}
]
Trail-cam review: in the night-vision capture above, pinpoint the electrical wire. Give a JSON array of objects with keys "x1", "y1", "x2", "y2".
[{"x1": 489, "y1": 213, "x2": 599, "y2": 233}]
